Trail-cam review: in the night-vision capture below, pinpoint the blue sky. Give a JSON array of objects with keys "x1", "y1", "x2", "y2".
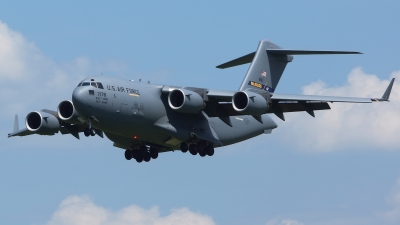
[{"x1": 1, "y1": 1, "x2": 400, "y2": 225}]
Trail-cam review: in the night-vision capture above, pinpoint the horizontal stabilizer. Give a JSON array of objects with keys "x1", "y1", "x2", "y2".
[
  {"x1": 266, "y1": 49, "x2": 362, "y2": 55},
  {"x1": 216, "y1": 52, "x2": 255, "y2": 69},
  {"x1": 216, "y1": 49, "x2": 361, "y2": 69}
]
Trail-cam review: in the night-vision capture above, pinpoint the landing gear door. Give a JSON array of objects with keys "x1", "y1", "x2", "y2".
[
  {"x1": 132, "y1": 102, "x2": 145, "y2": 116},
  {"x1": 133, "y1": 102, "x2": 139, "y2": 115},
  {"x1": 120, "y1": 104, "x2": 128, "y2": 115}
]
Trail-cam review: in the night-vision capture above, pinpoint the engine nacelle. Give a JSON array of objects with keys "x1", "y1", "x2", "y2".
[
  {"x1": 26, "y1": 111, "x2": 60, "y2": 135},
  {"x1": 57, "y1": 100, "x2": 80, "y2": 123},
  {"x1": 232, "y1": 91, "x2": 270, "y2": 115},
  {"x1": 168, "y1": 89, "x2": 205, "y2": 113}
]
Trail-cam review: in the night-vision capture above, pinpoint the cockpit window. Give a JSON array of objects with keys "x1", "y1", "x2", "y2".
[
  {"x1": 97, "y1": 82, "x2": 104, "y2": 89},
  {"x1": 77, "y1": 81, "x2": 103, "y2": 88}
]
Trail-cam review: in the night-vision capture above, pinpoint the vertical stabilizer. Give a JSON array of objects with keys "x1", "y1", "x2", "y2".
[
  {"x1": 238, "y1": 40, "x2": 293, "y2": 93},
  {"x1": 13, "y1": 115, "x2": 19, "y2": 133}
]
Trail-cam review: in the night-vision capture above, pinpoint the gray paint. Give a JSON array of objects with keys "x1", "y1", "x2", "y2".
[{"x1": 7, "y1": 40, "x2": 394, "y2": 159}]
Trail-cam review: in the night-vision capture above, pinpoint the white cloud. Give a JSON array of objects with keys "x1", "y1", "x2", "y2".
[
  {"x1": 266, "y1": 218, "x2": 304, "y2": 225},
  {"x1": 46, "y1": 195, "x2": 215, "y2": 225},
  {"x1": 275, "y1": 67, "x2": 400, "y2": 152},
  {"x1": 0, "y1": 20, "x2": 128, "y2": 119},
  {"x1": 0, "y1": 21, "x2": 37, "y2": 80}
]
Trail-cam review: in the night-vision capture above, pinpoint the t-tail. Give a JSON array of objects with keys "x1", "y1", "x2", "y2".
[{"x1": 216, "y1": 39, "x2": 362, "y2": 93}]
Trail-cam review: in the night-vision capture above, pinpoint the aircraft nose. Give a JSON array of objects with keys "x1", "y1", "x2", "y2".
[{"x1": 72, "y1": 87, "x2": 88, "y2": 115}]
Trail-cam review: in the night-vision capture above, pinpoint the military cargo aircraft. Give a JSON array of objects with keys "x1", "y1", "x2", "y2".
[{"x1": 8, "y1": 40, "x2": 395, "y2": 163}]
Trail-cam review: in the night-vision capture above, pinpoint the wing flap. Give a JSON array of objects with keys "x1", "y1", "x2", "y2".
[
  {"x1": 268, "y1": 102, "x2": 330, "y2": 113},
  {"x1": 206, "y1": 90, "x2": 235, "y2": 102},
  {"x1": 204, "y1": 102, "x2": 331, "y2": 118}
]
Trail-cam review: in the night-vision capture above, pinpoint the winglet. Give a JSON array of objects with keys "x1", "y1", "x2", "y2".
[
  {"x1": 8, "y1": 115, "x2": 32, "y2": 138},
  {"x1": 381, "y1": 78, "x2": 395, "y2": 101},
  {"x1": 13, "y1": 115, "x2": 19, "y2": 133},
  {"x1": 372, "y1": 78, "x2": 395, "y2": 102}
]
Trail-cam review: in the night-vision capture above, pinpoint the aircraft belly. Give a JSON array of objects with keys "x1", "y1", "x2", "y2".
[
  {"x1": 210, "y1": 114, "x2": 277, "y2": 146},
  {"x1": 154, "y1": 111, "x2": 223, "y2": 147}
]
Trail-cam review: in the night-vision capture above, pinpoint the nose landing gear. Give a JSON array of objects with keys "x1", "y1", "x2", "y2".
[
  {"x1": 82, "y1": 116, "x2": 101, "y2": 137},
  {"x1": 83, "y1": 127, "x2": 96, "y2": 137}
]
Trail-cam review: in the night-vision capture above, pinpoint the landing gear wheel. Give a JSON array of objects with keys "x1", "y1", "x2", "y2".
[
  {"x1": 89, "y1": 128, "x2": 96, "y2": 136},
  {"x1": 180, "y1": 142, "x2": 188, "y2": 153},
  {"x1": 131, "y1": 150, "x2": 139, "y2": 159},
  {"x1": 189, "y1": 144, "x2": 197, "y2": 155},
  {"x1": 124, "y1": 150, "x2": 132, "y2": 160},
  {"x1": 198, "y1": 146, "x2": 206, "y2": 157},
  {"x1": 150, "y1": 147, "x2": 158, "y2": 159},
  {"x1": 143, "y1": 151, "x2": 151, "y2": 162},
  {"x1": 139, "y1": 146, "x2": 147, "y2": 154},
  {"x1": 84, "y1": 128, "x2": 90, "y2": 137},
  {"x1": 136, "y1": 155, "x2": 143, "y2": 163},
  {"x1": 206, "y1": 146, "x2": 214, "y2": 156}
]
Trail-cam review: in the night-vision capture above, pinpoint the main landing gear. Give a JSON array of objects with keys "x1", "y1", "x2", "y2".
[
  {"x1": 125, "y1": 146, "x2": 158, "y2": 163},
  {"x1": 180, "y1": 141, "x2": 214, "y2": 157}
]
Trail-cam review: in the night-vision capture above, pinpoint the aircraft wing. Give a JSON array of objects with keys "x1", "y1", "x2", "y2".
[
  {"x1": 270, "y1": 77, "x2": 394, "y2": 104},
  {"x1": 204, "y1": 78, "x2": 394, "y2": 121},
  {"x1": 8, "y1": 109, "x2": 93, "y2": 139},
  {"x1": 270, "y1": 94, "x2": 372, "y2": 103},
  {"x1": 206, "y1": 90, "x2": 374, "y2": 103}
]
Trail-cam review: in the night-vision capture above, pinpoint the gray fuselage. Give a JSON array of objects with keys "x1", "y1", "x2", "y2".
[{"x1": 72, "y1": 76, "x2": 278, "y2": 151}]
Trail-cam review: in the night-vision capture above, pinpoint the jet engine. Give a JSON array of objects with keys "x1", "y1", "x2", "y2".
[
  {"x1": 26, "y1": 111, "x2": 60, "y2": 135},
  {"x1": 168, "y1": 89, "x2": 205, "y2": 113},
  {"x1": 57, "y1": 100, "x2": 80, "y2": 123},
  {"x1": 232, "y1": 91, "x2": 270, "y2": 115}
]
